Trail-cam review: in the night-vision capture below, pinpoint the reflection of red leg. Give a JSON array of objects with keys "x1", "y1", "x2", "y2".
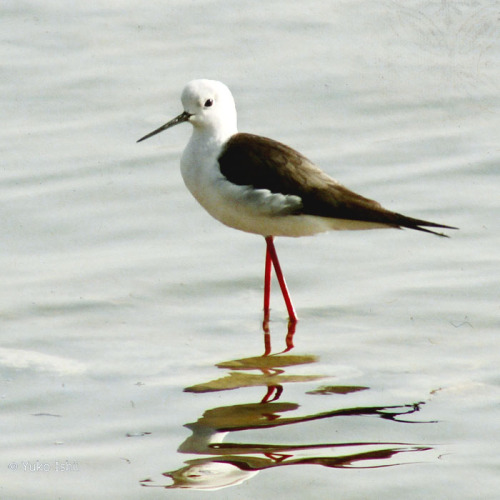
[
  {"x1": 284, "y1": 320, "x2": 296, "y2": 352},
  {"x1": 264, "y1": 452, "x2": 293, "y2": 463},
  {"x1": 265, "y1": 236, "x2": 298, "y2": 323},
  {"x1": 261, "y1": 385, "x2": 275, "y2": 403},
  {"x1": 262, "y1": 316, "x2": 272, "y2": 356},
  {"x1": 261, "y1": 385, "x2": 283, "y2": 403}
]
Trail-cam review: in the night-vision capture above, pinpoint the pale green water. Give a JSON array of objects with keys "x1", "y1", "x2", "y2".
[{"x1": 1, "y1": 1, "x2": 499, "y2": 499}]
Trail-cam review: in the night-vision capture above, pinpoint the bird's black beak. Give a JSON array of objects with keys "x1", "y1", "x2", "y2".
[{"x1": 137, "y1": 111, "x2": 192, "y2": 143}]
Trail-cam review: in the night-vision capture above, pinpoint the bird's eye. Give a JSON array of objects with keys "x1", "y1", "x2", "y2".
[{"x1": 204, "y1": 99, "x2": 214, "y2": 108}]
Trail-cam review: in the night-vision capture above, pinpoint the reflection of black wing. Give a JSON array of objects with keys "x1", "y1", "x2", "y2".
[
  {"x1": 219, "y1": 133, "x2": 457, "y2": 236},
  {"x1": 287, "y1": 445, "x2": 432, "y2": 469}
]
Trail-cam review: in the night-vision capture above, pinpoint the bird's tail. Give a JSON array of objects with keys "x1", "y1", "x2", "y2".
[{"x1": 393, "y1": 213, "x2": 458, "y2": 238}]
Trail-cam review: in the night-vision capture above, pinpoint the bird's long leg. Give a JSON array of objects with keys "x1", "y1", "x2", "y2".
[
  {"x1": 263, "y1": 242, "x2": 273, "y2": 355},
  {"x1": 264, "y1": 236, "x2": 298, "y2": 324},
  {"x1": 263, "y1": 241, "x2": 272, "y2": 322}
]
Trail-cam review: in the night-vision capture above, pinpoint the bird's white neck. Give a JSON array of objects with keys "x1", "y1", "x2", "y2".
[
  {"x1": 183, "y1": 119, "x2": 238, "y2": 171},
  {"x1": 191, "y1": 118, "x2": 238, "y2": 147}
]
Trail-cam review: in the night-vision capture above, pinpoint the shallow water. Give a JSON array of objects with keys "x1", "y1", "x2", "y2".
[{"x1": 1, "y1": 1, "x2": 499, "y2": 499}]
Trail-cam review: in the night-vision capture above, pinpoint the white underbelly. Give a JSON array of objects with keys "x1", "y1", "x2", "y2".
[
  {"x1": 222, "y1": 213, "x2": 388, "y2": 237},
  {"x1": 181, "y1": 160, "x2": 387, "y2": 237}
]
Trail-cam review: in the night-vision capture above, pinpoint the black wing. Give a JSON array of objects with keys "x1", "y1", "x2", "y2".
[{"x1": 218, "y1": 133, "x2": 457, "y2": 236}]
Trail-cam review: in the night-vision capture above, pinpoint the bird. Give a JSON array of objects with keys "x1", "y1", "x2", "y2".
[{"x1": 137, "y1": 79, "x2": 456, "y2": 325}]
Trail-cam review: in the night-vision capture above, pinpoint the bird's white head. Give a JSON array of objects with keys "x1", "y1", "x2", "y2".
[
  {"x1": 137, "y1": 79, "x2": 238, "y2": 144},
  {"x1": 182, "y1": 80, "x2": 237, "y2": 135}
]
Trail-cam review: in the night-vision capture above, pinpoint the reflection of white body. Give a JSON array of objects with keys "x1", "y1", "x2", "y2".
[
  {"x1": 163, "y1": 461, "x2": 259, "y2": 491},
  {"x1": 169, "y1": 427, "x2": 259, "y2": 490}
]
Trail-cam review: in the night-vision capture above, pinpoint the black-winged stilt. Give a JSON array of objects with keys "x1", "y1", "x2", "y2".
[{"x1": 138, "y1": 79, "x2": 456, "y2": 325}]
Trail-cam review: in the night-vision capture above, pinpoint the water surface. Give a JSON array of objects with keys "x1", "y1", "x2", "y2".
[{"x1": 1, "y1": 1, "x2": 499, "y2": 499}]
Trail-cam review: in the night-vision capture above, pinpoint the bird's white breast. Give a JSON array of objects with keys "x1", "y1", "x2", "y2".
[{"x1": 180, "y1": 133, "x2": 311, "y2": 236}]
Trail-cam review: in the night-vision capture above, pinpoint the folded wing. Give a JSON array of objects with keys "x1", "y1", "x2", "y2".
[{"x1": 218, "y1": 133, "x2": 457, "y2": 237}]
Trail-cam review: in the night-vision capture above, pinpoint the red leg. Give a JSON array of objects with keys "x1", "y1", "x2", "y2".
[
  {"x1": 263, "y1": 241, "x2": 272, "y2": 321},
  {"x1": 264, "y1": 236, "x2": 298, "y2": 323}
]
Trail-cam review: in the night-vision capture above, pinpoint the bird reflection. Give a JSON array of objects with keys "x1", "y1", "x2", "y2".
[{"x1": 140, "y1": 322, "x2": 435, "y2": 491}]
